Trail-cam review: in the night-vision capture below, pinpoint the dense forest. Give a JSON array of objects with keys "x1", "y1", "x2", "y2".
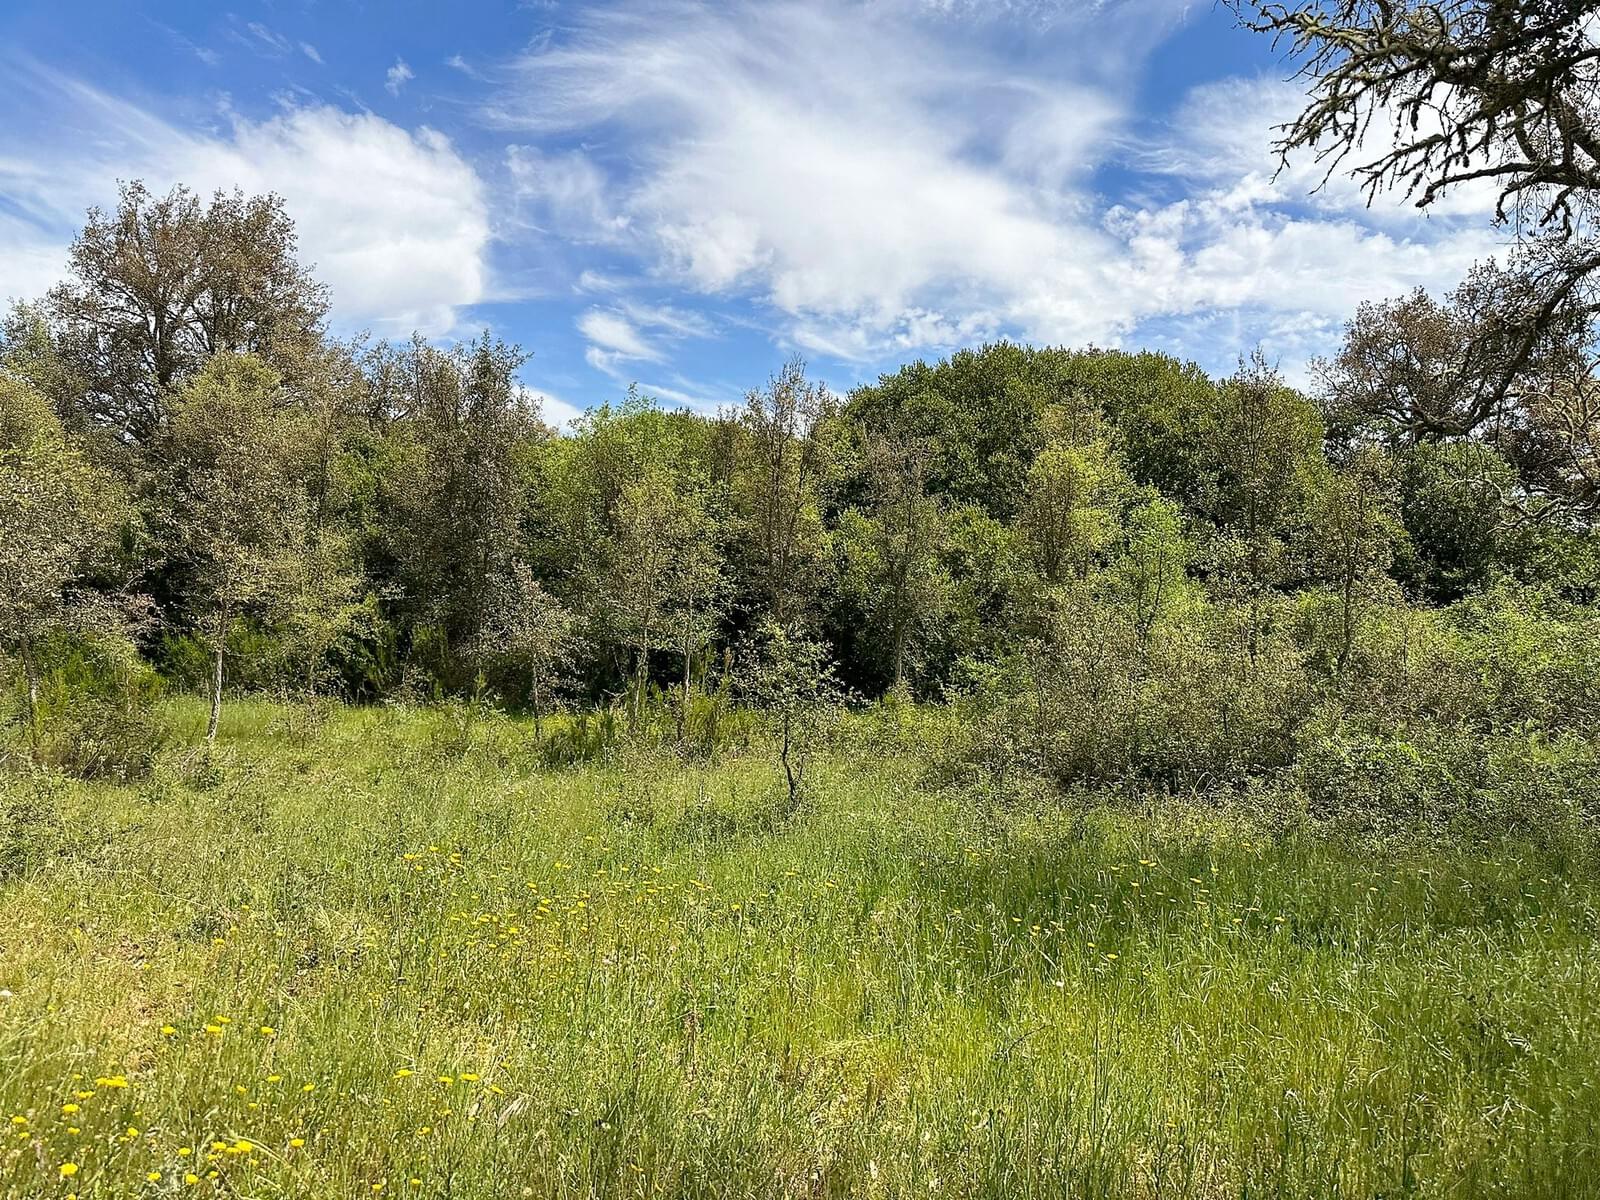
[{"x1": 3, "y1": 178, "x2": 1599, "y2": 844}]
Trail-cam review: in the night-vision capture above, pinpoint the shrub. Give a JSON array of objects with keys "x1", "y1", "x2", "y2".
[{"x1": 6, "y1": 631, "x2": 168, "y2": 781}]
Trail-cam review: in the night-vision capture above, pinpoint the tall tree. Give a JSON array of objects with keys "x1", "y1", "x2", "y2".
[
  {"x1": 838, "y1": 434, "x2": 950, "y2": 693},
  {"x1": 1240, "y1": 0, "x2": 1600, "y2": 439},
  {"x1": 165, "y1": 353, "x2": 310, "y2": 741},
  {"x1": 474, "y1": 561, "x2": 577, "y2": 739},
  {"x1": 1209, "y1": 351, "x2": 1324, "y2": 612},
  {"x1": 1112, "y1": 495, "x2": 1193, "y2": 645},
  {"x1": 595, "y1": 466, "x2": 724, "y2": 728},
  {"x1": 736, "y1": 358, "x2": 835, "y2": 624},
  {"x1": 1021, "y1": 429, "x2": 1123, "y2": 585},
  {"x1": 366, "y1": 335, "x2": 542, "y2": 677},
  {"x1": 0, "y1": 375, "x2": 125, "y2": 751},
  {"x1": 1310, "y1": 447, "x2": 1403, "y2": 675},
  {"x1": 46, "y1": 182, "x2": 328, "y2": 445},
  {"x1": 1318, "y1": 271, "x2": 1600, "y2": 519}
]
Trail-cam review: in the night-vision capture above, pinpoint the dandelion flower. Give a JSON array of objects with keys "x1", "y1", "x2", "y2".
[{"x1": 59, "y1": 1164, "x2": 79, "y2": 1178}]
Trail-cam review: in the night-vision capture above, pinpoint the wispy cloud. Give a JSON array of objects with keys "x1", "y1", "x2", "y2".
[
  {"x1": 385, "y1": 58, "x2": 415, "y2": 96},
  {"x1": 479, "y1": 0, "x2": 1502, "y2": 374},
  {"x1": 244, "y1": 20, "x2": 293, "y2": 55}
]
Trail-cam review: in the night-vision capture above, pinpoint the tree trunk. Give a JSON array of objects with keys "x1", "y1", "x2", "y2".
[
  {"x1": 780, "y1": 713, "x2": 799, "y2": 807},
  {"x1": 20, "y1": 639, "x2": 41, "y2": 761},
  {"x1": 678, "y1": 609, "x2": 693, "y2": 744},
  {"x1": 207, "y1": 602, "x2": 230, "y2": 743},
  {"x1": 1338, "y1": 571, "x2": 1356, "y2": 677},
  {"x1": 531, "y1": 669, "x2": 544, "y2": 741},
  {"x1": 631, "y1": 642, "x2": 650, "y2": 733}
]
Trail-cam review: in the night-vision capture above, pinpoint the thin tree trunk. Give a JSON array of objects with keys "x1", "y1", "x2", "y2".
[
  {"x1": 207, "y1": 601, "x2": 230, "y2": 743},
  {"x1": 678, "y1": 606, "x2": 693, "y2": 743},
  {"x1": 20, "y1": 639, "x2": 41, "y2": 761},
  {"x1": 1338, "y1": 571, "x2": 1355, "y2": 677},
  {"x1": 631, "y1": 642, "x2": 650, "y2": 733},
  {"x1": 780, "y1": 714, "x2": 798, "y2": 806}
]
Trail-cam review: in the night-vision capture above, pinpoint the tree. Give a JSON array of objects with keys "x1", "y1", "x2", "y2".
[
  {"x1": 741, "y1": 623, "x2": 844, "y2": 809},
  {"x1": 1310, "y1": 447, "x2": 1404, "y2": 675},
  {"x1": 596, "y1": 466, "x2": 725, "y2": 730},
  {"x1": 736, "y1": 358, "x2": 836, "y2": 624},
  {"x1": 1240, "y1": 0, "x2": 1600, "y2": 232},
  {"x1": 165, "y1": 353, "x2": 309, "y2": 741},
  {"x1": 1021, "y1": 436, "x2": 1122, "y2": 584},
  {"x1": 1112, "y1": 495, "x2": 1193, "y2": 645},
  {"x1": 364, "y1": 335, "x2": 542, "y2": 680},
  {"x1": 1239, "y1": 0, "x2": 1600, "y2": 434},
  {"x1": 0, "y1": 375, "x2": 124, "y2": 752},
  {"x1": 1209, "y1": 352, "x2": 1323, "y2": 607},
  {"x1": 1392, "y1": 441, "x2": 1522, "y2": 600},
  {"x1": 1317, "y1": 270, "x2": 1600, "y2": 519},
  {"x1": 47, "y1": 182, "x2": 328, "y2": 445},
  {"x1": 474, "y1": 561, "x2": 577, "y2": 739},
  {"x1": 274, "y1": 526, "x2": 365, "y2": 700},
  {"x1": 838, "y1": 434, "x2": 950, "y2": 693}
]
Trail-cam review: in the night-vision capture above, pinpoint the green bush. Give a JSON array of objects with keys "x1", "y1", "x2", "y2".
[
  {"x1": 0, "y1": 768, "x2": 71, "y2": 882},
  {"x1": 6, "y1": 631, "x2": 168, "y2": 781}
]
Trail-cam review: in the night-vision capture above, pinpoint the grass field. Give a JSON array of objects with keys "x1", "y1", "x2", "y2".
[{"x1": 2, "y1": 699, "x2": 1598, "y2": 1198}]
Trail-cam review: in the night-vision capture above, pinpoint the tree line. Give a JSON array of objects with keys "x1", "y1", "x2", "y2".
[{"x1": 2, "y1": 179, "x2": 1596, "y2": 767}]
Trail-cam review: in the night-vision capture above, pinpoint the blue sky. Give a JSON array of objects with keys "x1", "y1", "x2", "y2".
[{"x1": 0, "y1": 0, "x2": 1511, "y2": 428}]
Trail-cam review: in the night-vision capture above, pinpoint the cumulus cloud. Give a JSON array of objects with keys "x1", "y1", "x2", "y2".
[{"x1": 0, "y1": 64, "x2": 490, "y2": 335}]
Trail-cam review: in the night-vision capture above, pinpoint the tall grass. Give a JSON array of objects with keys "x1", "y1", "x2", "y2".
[{"x1": 1, "y1": 698, "x2": 1597, "y2": 1197}]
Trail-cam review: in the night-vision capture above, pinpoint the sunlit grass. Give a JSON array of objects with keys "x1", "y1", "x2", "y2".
[{"x1": 2, "y1": 698, "x2": 1597, "y2": 1197}]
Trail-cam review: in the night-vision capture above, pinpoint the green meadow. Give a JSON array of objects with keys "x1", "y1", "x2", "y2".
[{"x1": 2, "y1": 699, "x2": 1596, "y2": 1199}]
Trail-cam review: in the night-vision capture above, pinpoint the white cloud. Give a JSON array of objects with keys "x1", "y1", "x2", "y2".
[
  {"x1": 525, "y1": 384, "x2": 584, "y2": 432},
  {"x1": 301, "y1": 43, "x2": 324, "y2": 65},
  {"x1": 578, "y1": 308, "x2": 661, "y2": 362},
  {"x1": 506, "y1": 145, "x2": 629, "y2": 239},
  {"x1": 0, "y1": 212, "x2": 68, "y2": 307},
  {"x1": 576, "y1": 300, "x2": 719, "y2": 384},
  {"x1": 0, "y1": 66, "x2": 490, "y2": 335},
  {"x1": 482, "y1": 1, "x2": 1507, "y2": 372},
  {"x1": 484, "y1": 1, "x2": 1160, "y2": 356},
  {"x1": 1147, "y1": 75, "x2": 1506, "y2": 223},
  {"x1": 245, "y1": 21, "x2": 293, "y2": 55},
  {"x1": 385, "y1": 58, "x2": 415, "y2": 96}
]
